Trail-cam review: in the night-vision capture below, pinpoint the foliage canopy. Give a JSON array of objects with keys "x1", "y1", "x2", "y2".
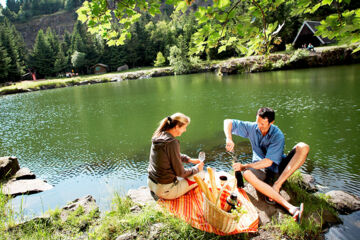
[{"x1": 77, "y1": 0, "x2": 360, "y2": 55}]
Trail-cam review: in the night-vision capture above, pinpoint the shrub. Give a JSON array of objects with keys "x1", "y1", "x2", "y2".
[
  {"x1": 289, "y1": 49, "x2": 310, "y2": 63},
  {"x1": 286, "y1": 43, "x2": 295, "y2": 52},
  {"x1": 168, "y1": 45, "x2": 190, "y2": 74},
  {"x1": 273, "y1": 59, "x2": 286, "y2": 69},
  {"x1": 154, "y1": 52, "x2": 166, "y2": 67},
  {"x1": 189, "y1": 55, "x2": 202, "y2": 69}
]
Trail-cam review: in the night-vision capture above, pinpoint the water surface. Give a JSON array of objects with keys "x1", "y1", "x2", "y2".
[{"x1": 1, "y1": 64, "x2": 359, "y2": 238}]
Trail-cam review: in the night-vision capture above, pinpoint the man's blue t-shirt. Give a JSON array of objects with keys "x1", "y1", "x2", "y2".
[{"x1": 232, "y1": 120, "x2": 285, "y2": 173}]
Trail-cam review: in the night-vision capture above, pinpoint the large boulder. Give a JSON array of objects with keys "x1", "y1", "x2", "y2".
[
  {"x1": 7, "y1": 195, "x2": 99, "y2": 233},
  {"x1": 325, "y1": 190, "x2": 360, "y2": 214},
  {"x1": 2, "y1": 179, "x2": 53, "y2": 197},
  {"x1": 0, "y1": 156, "x2": 20, "y2": 179},
  {"x1": 12, "y1": 167, "x2": 36, "y2": 180},
  {"x1": 300, "y1": 173, "x2": 318, "y2": 192},
  {"x1": 117, "y1": 64, "x2": 129, "y2": 72},
  {"x1": 127, "y1": 186, "x2": 155, "y2": 206}
]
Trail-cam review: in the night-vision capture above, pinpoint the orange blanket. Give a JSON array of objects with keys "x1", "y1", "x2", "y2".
[{"x1": 158, "y1": 186, "x2": 259, "y2": 235}]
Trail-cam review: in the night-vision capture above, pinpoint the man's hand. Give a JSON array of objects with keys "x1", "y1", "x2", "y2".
[
  {"x1": 226, "y1": 138, "x2": 235, "y2": 152},
  {"x1": 233, "y1": 162, "x2": 247, "y2": 172},
  {"x1": 196, "y1": 161, "x2": 204, "y2": 171}
]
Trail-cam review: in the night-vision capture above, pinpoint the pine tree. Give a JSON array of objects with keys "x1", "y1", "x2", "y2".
[
  {"x1": 6, "y1": 0, "x2": 19, "y2": 13},
  {"x1": 46, "y1": 27, "x2": 60, "y2": 56},
  {"x1": 63, "y1": 30, "x2": 72, "y2": 54},
  {"x1": 0, "y1": 44, "x2": 11, "y2": 82},
  {"x1": 3, "y1": 18, "x2": 27, "y2": 71},
  {"x1": 100, "y1": 44, "x2": 126, "y2": 71},
  {"x1": 70, "y1": 21, "x2": 101, "y2": 73},
  {"x1": 54, "y1": 47, "x2": 69, "y2": 74},
  {"x1": 0, "y1": 21, "x2": 23, "y2": 81},
  {"x1": 29, "y1": 29, "x2": 54, "y2": 78},
  {"x1": 64, "y1": 0, "x2": 75, "y2": 11}
]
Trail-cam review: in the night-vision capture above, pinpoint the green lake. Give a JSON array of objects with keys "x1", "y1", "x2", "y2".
[{"x1": 1, "y1": 64, "x2": 359, "y2": 239}]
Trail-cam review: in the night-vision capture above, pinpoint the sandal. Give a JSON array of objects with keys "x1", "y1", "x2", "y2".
[
  {"x1": 292, "y1": 203, "x2": 304, "y2": 224},
  {"x1": 264, "y1": 196, "x2": 276, "y2": 205}
]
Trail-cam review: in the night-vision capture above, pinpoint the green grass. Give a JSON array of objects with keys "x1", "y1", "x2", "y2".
[
  {"x1": 1, "y1": 174, "x2": 339, "y2": 240},
  {"x1": 262, "y1": 171, "x2": 339, "y2": 240},
  {"x1": 89, "y1": 193, "x2": 252, "y2": 240},
  {"x1": 0, "y1": 66, "x2": 169, "y2": 95}
]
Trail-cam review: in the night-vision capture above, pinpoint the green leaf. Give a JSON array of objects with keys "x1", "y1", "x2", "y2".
[
  {"x1": 322, "y1": 0, "x2": 333, "y2": 6},
  {"x1": 218, "y1": 45, "x2": 227, "y2": 53},
  {"x1": 307, "y1": 3, "x2": 321, "y2": 14},
  {"x1": 218, "y1": 0, "x2": 231, "y2": 9},
  {"x1": 355, "y1": 9, "x2": 360, "y2": 17},
  {"x1": 108, "y1": 39, "x2": 116, "y2": 46},
  {"x1": 175, "y1": 1, "x2": 187, "y2": 13},
  {"x1": 352, "y1": 45, "x2": 360, "y2": 53},
  {"x1": 342, "y1": 10, "x2": 354, "y2": 18}
]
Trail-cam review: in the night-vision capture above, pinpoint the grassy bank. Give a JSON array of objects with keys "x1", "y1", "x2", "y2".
[
  {"x1": 1, "y1": 45, "x2": 359, "y2": 96},
  {"x1": 0, "y1": 66, "x2": 166, "y2": 96},
  {"x1": 0, "y1": 171, "x2": 339, "y2": 240}
]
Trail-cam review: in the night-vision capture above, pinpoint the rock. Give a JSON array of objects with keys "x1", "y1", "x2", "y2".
[
  {"x1": 130, "y1": 205, "x2": 142, "y2": 213},
  {"x1": 310, "y1": 208, "x2": 342, "y2": 230},
  {"x1": 115, "y1": 231, "x2": 137, "y2": 240},
  {"x1": 325, "y1": 190, "x2": 360, "y2": 214},
  {"x1": 12, "y1": 167, "x2": 36, "y2": 180},
  {"x1": 6, "y1": 216, "x2": 51, "y2": 233},
  {"x1": 300, "y1": 173, "x2": 318, "y2": 192},
  {"x1": 127, "y1": 186, "x2": 155, "y2": 206},
  {"x1": 148, "y1": 223, "x2": 165, "y2": 239},
  {"x1": 7, "y1": 195, "x2": 99, "y2": 234},
  {"x1": 117, "y1": 64, "x2": 129, "y2": 72},
  {"x1": 60, "y1": 195, "x2": 99, "y2": 222},
  {"x1": 2, "y1": 179, "x2": 53, "y2": 196},
  {"x1": 0, "y1": 156, "x2": 20, "y2": 179}
]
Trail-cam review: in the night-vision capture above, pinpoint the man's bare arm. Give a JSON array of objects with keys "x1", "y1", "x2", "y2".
[
  {"x1": 233, "y1": 158, "x2": 273, "y2": 171},
  {"x1": 224, "y1": 119, "x2": 234, "y2": 152}
]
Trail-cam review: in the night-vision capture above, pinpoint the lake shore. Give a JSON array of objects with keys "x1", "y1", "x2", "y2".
[
  {"x1": 1, "y1": 45, "x2": 359, "y2": 96},
  {"x1": 2, "y1": 170, "x2": 359, "y2": 240}
]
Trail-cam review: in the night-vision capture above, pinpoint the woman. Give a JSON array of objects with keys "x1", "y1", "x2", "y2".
[{"x1": 148, "y1": 113, "x2": 204, "y2": 200}]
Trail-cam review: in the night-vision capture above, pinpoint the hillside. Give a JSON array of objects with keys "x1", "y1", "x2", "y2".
[{"x1": 14, "y1": 10, "x2": 76, "y2": 49}]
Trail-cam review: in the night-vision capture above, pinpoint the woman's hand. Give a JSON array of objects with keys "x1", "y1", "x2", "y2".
[
  {"x1": 196, "y1": 161, "x2": 204, "y2": 172},
  {"x1": 189, "y1": 158, "x2": 201, "y2": 164}
]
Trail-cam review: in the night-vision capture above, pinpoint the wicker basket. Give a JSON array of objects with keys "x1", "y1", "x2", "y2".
[{"x1": 203, "y1": 192, "x2": 238, "y2": 233}]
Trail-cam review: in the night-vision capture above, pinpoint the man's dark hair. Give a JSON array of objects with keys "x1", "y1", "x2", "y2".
[{"x1": 257, "y1": 107, "x2": 275, "y2": 123}]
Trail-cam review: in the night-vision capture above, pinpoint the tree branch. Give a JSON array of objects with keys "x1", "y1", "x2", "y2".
[
  {"x1": 217, "y1": 0, "x2": 242, "y2": 46},
  {"x1": 252, "y1": 0, "x2": 267, "y2": 51},
  {"x1": 252, "y1": 0, "x2": 267, "y2": 41}
]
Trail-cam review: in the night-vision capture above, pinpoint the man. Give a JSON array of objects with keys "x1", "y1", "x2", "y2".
[{"x1": 223, "y1": 107, "x2": 309, "y2": 222}]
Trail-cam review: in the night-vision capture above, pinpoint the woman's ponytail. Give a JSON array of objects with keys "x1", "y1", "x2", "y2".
[{"x1": 152, "y1": 113, "x2": 190, "y2": 138}]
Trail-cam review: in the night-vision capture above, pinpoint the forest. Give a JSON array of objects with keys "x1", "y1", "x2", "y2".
[{"x1": 0, "y1": 0, "x2": 359, "y2": 83}]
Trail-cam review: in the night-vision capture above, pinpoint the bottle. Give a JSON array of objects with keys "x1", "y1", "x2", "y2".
[
  {"x1": 223, "y1": 192, "x2": 238, "y2": 212},
  {"x1": 235, "y1": 171, "x2": 244, "y2": 188}
]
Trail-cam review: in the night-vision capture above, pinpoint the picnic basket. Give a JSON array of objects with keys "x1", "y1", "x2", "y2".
[{"x1": 203, "y1": 190, "x2": 238, "y2": 233}]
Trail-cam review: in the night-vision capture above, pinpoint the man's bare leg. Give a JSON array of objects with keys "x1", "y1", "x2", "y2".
[
  {"x1": 243, "y1": 170, "x2": 298, "y2": 214},
  {"x1": 272, "y1": 142, "x2": 309, "y2": 193}
]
